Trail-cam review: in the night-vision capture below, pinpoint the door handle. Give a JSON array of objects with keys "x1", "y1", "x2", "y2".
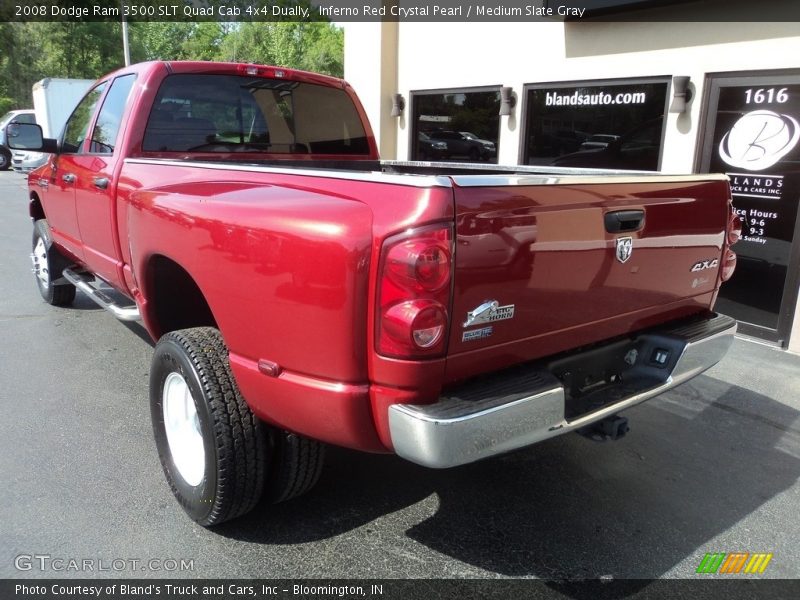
[
  {"x1": 605, "y1": 210, "x2": 645, "y2": 233},
  {"x1": 93, "y1": 177, "x2": 109, "y2": 190},
  {"x1": 61, "y1": 173, "x2": 76, "y2": 184}
]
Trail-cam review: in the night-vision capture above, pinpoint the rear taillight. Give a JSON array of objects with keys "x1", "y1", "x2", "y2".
[
  {"x1": 720, "y1": 248, "x2": 737, "y2": 282},
  {"x1": 728, "y1": 213, "x2": 742, "y2": 245},
  {"x1": 377, "y1": 224, "x2": 453, "y2": 358},
  {"x1": 719, "y1": 202, "x2": 740, "y2": 283}
]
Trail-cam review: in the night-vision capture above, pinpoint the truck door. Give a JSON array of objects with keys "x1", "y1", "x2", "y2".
[
  {"x1": 72, "y1": 74, "x2": 136, "y2": 287},
  {"x1": 45, "y1": 82, "x2": 107, "y2": 260}
]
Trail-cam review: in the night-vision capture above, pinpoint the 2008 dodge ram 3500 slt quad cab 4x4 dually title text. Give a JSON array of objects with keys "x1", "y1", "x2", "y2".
[{"x1": 9, "y1": 61, "x2": 741, "y2": 526}]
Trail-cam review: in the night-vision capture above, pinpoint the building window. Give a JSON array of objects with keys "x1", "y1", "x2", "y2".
[
  {"x1": 411, "y1": 88, "x2": 500, "y2": 163},
  {"x1": 522, "y1": 78, "x2": 669, "y2": 170}
]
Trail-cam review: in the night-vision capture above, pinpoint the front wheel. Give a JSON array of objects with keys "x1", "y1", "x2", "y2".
[{"x1": 32, "y1": 219, "x2": 76, "y2": 306}]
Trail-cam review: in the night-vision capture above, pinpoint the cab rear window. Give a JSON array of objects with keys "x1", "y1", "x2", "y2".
[{"x1": 143, "y1": 74, "x2": 369, "y2": 155}]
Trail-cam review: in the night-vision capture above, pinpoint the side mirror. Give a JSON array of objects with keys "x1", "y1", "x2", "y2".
[{"x1": 6, "y1": 122, "x2": 58, "y2": 153}]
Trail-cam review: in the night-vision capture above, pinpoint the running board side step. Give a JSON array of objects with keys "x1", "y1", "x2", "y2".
[{"x1": 62, "y1": 267, "x2": 141, "y2": 322}]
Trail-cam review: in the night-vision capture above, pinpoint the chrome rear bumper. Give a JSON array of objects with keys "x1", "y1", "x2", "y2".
[{"x1": 388, "y1": 313, "x2": 736, "y2": 468}]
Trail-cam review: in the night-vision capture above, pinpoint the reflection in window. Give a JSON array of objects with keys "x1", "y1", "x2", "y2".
[
  {"x1": 62, "y1": 83, "x2": 107, "y2": 154},
  {"x1": 91, "y1": 74, "x2": 136, "y2": 154},
  {"x1": 411, "y1": 90, "x2": 500, "y2": 163},
  {"x1": 142, "y1": 74, "x2": 369, "y2": 155},
  {"x1": 523, "y1": 80, "x2": 668, "y2": 170}
]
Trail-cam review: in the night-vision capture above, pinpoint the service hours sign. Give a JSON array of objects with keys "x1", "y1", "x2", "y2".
[{"x1": 701, "y1": 73, "x2": 800, "y2": 343}]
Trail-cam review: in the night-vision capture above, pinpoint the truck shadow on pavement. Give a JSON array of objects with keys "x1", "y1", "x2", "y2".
[{"x1": 217, "y1": 373, "x2": 800, "y2": 590}]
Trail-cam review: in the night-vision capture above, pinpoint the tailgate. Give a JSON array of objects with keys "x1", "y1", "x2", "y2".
[{"x1": 446, "y1": 175, "x2": 731, "y2": 381}]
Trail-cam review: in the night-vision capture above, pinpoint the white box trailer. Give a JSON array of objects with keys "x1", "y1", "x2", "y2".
[{"x1": 32, "y1": 78, "x2": 94, "y2": 139}]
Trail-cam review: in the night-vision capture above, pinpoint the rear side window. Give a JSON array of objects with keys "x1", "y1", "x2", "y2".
[
  {"x1": 142, "y1": 74, "x2": 369, "y2": 155},
  {"x1": 90, "y1": 74, "x2": 136, "y2": 154},
  {"x1": 62, "y1": 83, "x2": 107, "y2": 154}
]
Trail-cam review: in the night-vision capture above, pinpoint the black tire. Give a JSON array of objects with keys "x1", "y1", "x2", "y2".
[
  {"x1": 266, "y1": 430, "x2": 325, "y2": 504},
  {"x1": 150, "y1": 327, "x2": 267, "y2": 526},
  {"x1": 32, "y1": 219, "x2": 76, "y2": 306},
  {"x1": 0, "y1": 147, "x2": 10, "y2": 171},
  {"x1": 468, "y1": 147, "x2": 480, "y2": 162}
]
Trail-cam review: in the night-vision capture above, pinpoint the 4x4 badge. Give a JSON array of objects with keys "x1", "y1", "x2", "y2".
[{"x1": 616, "y1": 237, "x2": 633, "y2": 263}]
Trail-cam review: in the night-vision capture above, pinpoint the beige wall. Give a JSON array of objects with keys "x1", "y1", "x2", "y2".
[{"x1": 343, "y1": 22, "x2": 398, "y2": 158}]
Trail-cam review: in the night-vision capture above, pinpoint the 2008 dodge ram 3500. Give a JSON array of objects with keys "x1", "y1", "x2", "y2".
[{"x1": 10, "y1": 61, "x2": 741, "y2": 526}]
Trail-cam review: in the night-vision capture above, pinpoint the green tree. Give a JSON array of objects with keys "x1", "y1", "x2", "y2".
[
  {"x1": 300, "y1": 22, "x2": 344, "y2": 76},
  {"x1": 36, "y1": 22, "x2": 125, "y2": 79},
  {"x1": 218, "y1": 22, "x2": 344, "y2": 77},
  {"x1": 180, "y1": 22, "x2": 226, "y2": 61},
  {"x1": 0, "y1": 16, "x2": 345, "y2": 113},
  {"x1": 130, "y1": 22, "x2": 193, "y2": 62},
  {"x1": 0, "y1": 97, "x2": 14, "y2": 115},
  {"x1": 0, "y1": 22, "x2": 127, "y2": 109},
  {"x1": 0, "y1": 23, "x2": 42, "y2": 107}
]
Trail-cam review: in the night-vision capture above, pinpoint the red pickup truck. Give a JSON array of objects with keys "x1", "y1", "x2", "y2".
[{"x1": 10, "y1": 61, "x2": 741, "y2": 527}]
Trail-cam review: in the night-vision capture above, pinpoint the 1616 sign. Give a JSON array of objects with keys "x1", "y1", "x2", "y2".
[
  {"x1": 705, "y1": 74, "x2": 800, "y2": 335},
  {"x1": 713, "y1": 85, "x2": 799, "y2": 246}
]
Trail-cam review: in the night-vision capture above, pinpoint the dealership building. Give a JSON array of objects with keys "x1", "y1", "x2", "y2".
[{"x1": 343, "y1": 0, "x2": 800, "y2": 352}]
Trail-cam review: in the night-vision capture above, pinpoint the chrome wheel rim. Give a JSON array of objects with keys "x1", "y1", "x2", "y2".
[
  {"x1": 162, "y1": 372, "x2": 205, "y2": 486},
  {"x1": 32, "y1": 237, "x2": 49, "y2": 289}
]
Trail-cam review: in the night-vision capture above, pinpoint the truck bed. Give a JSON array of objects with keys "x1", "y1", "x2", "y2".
[{"x1": 124, "y1": 156, "x2": 730, "y2": 387}]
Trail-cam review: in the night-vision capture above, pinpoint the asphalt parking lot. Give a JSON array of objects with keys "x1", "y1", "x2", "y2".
[{"x1": 1, "y1": 169, "x2": 799, "y2": 582}]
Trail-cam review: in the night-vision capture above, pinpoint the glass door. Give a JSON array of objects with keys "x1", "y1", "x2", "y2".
[{"x1": 698, "y1": 72, "x2": 800, "y2": 345}]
